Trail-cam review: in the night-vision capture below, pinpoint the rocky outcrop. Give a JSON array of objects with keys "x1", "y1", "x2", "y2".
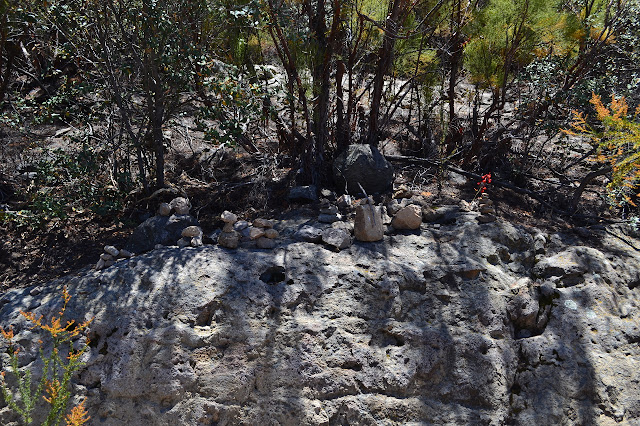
[{"x1": 1, "y1": 215, "x2": 639, "y2": 425}]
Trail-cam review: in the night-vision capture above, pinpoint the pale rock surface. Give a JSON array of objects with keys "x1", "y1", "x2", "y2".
[
  {"x1": 391, "y1": 205, "x2": 422, "y2": 230},
  {"x1": 2, "y1": 214, "x2": 640, "y2": 426},
  {"x1": 354, "y1": 205, "x2": 384, "y2": 242},
  {"x1": 321, "y1": 228, "x2": 351, "y2": 250},
  {"x1": 294, "y1": 225, "x2": 323, "y2": 243}
]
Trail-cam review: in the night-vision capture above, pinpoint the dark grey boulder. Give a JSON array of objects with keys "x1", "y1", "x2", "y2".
[
  {"x1": 124, "y1": 214, "x2": 200, "y2": 254},
  {"x1": 288, "y1": 185, "x2": 318, "y2": 203},
  {"x1": 333, "y1": 144, "x2": 394, "y2": 195}
]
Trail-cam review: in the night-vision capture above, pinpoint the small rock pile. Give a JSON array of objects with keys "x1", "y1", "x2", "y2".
[
  {"x1": 95, "y1": 245, "x2": 132, "y2": 271},
  {"x1": 476, "y1": 193, "x2": 497, "y2": 223},
  {"x1": 217, "y1": 212, "x2": 280, "y2": 250},
  {"x1": 177, "y1": 225, "x2": 204, "y2": 248},
  {"x1": 318, "y1": 198, "x2": 341, "y2": 223},
  {"x1": 251, "y1": 218, "x2": 279, "y2": 249},
  {"x1": 218, "y1": 211, "x2": 240, "y2": 249}
]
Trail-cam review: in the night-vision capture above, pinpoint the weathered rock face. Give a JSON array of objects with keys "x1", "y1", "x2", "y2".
[
  {"x1": 333, "y1": 144, "x2": 394, "y2": 195},
  {"x1": 1, "y1": 217, "x2": 639, "y2": 425}
]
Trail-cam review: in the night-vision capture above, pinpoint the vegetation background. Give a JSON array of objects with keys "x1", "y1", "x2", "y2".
[{"x1": 0, "y1": 0, "x2": 639, "y2": 288}]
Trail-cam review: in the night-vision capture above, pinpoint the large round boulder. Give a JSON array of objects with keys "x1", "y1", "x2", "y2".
[{"x1": 333, "y1": 144, "x2": 394, "y2": 195}]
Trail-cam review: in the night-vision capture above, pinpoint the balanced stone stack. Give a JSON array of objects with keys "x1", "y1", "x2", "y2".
[
  {"x1": 95, "y1": 245, "x2": 133, "y2": 271},
  {"x1": 251, "y1": 218, "x2": 279, "y2": 249},
  {"x1": 318, "y1": 199, "x2": 341, "y2": 223},
  {"x1": 178, "y1": 225, "x2": 204, "y2": 248},
  {"x1": 218, "y1": 211, "x2": 240, "y2": 249},
  {"x1": 476, "y1": 193, "x2": 497, "y2": 223}
]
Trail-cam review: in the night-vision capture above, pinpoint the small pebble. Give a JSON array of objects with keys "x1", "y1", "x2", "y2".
[{"x1": 158, "y1": 203, "x2": 171, "y2": 216}]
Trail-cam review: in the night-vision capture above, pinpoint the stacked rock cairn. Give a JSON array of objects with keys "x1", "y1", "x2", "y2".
[
  {"x1": 476, "y1": 193, "x2": 497, "y2": 223},
  {"x1": 218, "y1": 211, "x2": 240, "y2": 249},
  {"x1": 318, "y1": 198, "x2": 341, "y2": 223},
  {"x1": 251, "y1": 218, "x2": 279, "y2": 249},
  {"x1": 178, "y1": 226, "x2": 204, "y2": 248},
  {"x1": 95, "y1": 245, "x2": 133, "y2": 271},
  {"x1": 217, "y1": 211, "x2": 279, "y2": 249},
  {"x1": 158, "y1": 196, "x2": 191, "y2": 216}
]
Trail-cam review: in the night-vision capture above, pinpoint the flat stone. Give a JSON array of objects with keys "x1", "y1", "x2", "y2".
[
  {"x1": 318, "y1": 213, "x2": 341, "y2": 223},
  {"x1": 288, "y1": 185, "x2": 318, "y2": 203},
  {"x1": 100, "y1": 253, "x2": 114, "y2": 261},
  {"x1": 253, "y1": 218, "x2": 275, "y2": 228},
  {"x1": 118, "y1": 249, "x2": 133, "y2": 259},
  {"x1": 104, "y1": 246, "x2": 119, "y2": 257},
  {"x1": 234, "y1": 220, "x2": 249, "y2": 231},
  {"x1": 477, "y1": 214, "x2": 497, "y2": 223},
  {"x1": 319, "y1": 205, "x2": 339, "y2": 215}
]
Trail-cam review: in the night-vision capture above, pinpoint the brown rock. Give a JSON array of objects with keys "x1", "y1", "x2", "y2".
[
  {"x1": 253, "y1": 218, "x2": 275, "y2": 228},
  {"x1": 391, "y1": 205, "x2": 422, "y2": 230},
  {"x1": 248, "y1": 227, "x2": 265, "y2": 240},
  {"x1": 354, "y1": 205, "x2": 384, "y2": 242},
  {"x1": 223, "y1": 222, "x2": 235, "y2": 233},
  {"x1": 264, "y1": 228, "x2": 279, "y2": 239},
  {"x1": 182, "y1": 226, "x2": 203, "y2": 238}
]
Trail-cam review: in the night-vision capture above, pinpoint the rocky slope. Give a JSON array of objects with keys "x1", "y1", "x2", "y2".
[{"x1": 1, "y1": 210, "x2": 639, "y2": 425}]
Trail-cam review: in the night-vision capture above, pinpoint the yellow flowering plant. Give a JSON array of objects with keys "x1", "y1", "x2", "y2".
[
  {"x1": 564, "y1": 93, "x2": 640, "y2": 207},
  {"x1": 0, "y1": 286, "x2": 92, "y2": 425}
]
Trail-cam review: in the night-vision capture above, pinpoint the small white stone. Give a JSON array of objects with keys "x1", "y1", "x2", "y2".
[
  {"x1": 118, "y1": 249, "x2": 133, "y2": 259},
  {"x1": 100, "y1": 253, "x2": 114, "y2": 261},
  {"x1": 191, "y1": 236, "x2": 203, "y2": 247},
  {"x1": 221, "y1": 210, "x2": 237, "y2": 223},
  {"x1": 104, "y1": 246, "x2": 119, "y2": 257}
]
